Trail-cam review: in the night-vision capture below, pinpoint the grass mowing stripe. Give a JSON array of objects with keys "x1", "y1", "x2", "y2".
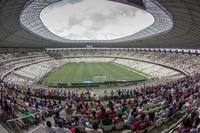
[
  {"x1": 101, "y1": 63, "x2": 120, "y2": 81},
  {"x1": 60, "y1": 63, "x2": 75, "y2": 83}
]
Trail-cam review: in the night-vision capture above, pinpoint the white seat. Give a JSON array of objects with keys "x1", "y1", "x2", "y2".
[
  {"x1": 115, "y1": 121, "x2": 125, "y2": 130},
  {"x1": 101, "y1": 124, "x2": 113, "y2": 132}
]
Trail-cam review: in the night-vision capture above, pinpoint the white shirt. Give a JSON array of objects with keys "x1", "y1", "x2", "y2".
[
  {"x1": 85, "y1": 128, "x2": 103, "y2": 133},
  {"x1": 94, "y1": 95, "x2": 99, "y2": 101}
]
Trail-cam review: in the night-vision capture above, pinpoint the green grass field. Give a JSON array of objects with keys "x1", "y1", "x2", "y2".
[{"x1": 41, "y1": 62, "x2": 149, "y2": 85}]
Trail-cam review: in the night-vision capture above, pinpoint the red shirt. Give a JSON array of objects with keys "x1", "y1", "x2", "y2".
[
  {"x1": 178, "y1": 128, "x2": 190, "y2": 133},
  {"x1": 98, "y1": 112, "x2": 105, "y2": 120},
  {"x1": 96, "y1": 104, "x2": 102, "y2": 110},
  {"x1": 133, "y1": 120, "x2": 149, "y2": 131},
  {"x1": 109, "y1": 111, "x2": 117, "y2": 118}
]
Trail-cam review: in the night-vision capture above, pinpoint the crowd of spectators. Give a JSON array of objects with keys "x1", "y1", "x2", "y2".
[
  {"x1": 130, "y1": 51, "x2": 200, "y2": 75},
  {"x1": 0, "y1": 73, "x2": 199, "y2": 133},
  {"x1": 1, "y1": 50, "x2": 199, "y2": 86},
  {"x1": 0, "y1": 52, "x2": 50, "y2": 79},
  {"x1": 0, "y1": 51, "x2": 199, "y2": 133},
  {"x1": 50, "y1": 50, "x2": 200, "y2": 75}
]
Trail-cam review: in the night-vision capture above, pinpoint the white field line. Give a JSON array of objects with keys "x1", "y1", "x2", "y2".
[{"x1": 114, "y1": 63, "x2": 152, "y2": 79}]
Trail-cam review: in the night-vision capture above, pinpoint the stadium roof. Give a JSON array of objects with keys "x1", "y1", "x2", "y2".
[{"x1": 0, "y1": 0, "x2": 199, "y2": 48}]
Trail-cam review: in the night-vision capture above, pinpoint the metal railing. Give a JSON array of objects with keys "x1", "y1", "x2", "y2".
[{"x1": 0, "y1": 111, "x2": 46, "y2": 133}]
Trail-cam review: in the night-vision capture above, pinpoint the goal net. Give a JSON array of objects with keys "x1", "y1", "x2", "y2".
[{"x1": 93, "y1": 75, "x2": 107, "y2": 83}]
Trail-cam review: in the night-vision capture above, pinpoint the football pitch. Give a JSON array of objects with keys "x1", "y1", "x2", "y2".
[{"x1": 41, "y1": 62, "x2": 149, "y2": 85}]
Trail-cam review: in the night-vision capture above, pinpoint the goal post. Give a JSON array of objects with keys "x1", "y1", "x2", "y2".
[{"x1": 93, "y1": 75, "x2": 107, "y2": 83}]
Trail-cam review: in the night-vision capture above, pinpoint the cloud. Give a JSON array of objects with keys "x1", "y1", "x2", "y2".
[
  {"x1": 65, "y1": 0, "x2": 83, "y2": 4},
  {"x1": 40, "y1": 0, "x2": 154, "y2": 40}
]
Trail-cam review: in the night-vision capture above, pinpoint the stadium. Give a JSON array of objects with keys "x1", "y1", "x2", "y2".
[{"x1": 0, "y1": 0, "x2": 199, "y2": 133}]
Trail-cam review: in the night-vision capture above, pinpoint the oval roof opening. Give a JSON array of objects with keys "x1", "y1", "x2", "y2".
[{"x1": 40, "y1": 0, "x2": 154, "y2": 40}]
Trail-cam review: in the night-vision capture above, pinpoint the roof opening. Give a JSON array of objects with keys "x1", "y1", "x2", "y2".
[{"x1": 40, "y1": 0, "x2": 154, "y2": 40}]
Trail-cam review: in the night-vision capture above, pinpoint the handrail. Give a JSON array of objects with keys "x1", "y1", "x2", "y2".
[
  {"x1": 7, "y1": 112, "x2": 42, "y2": 123},
  {"x1": 5, "y1": 111, "x2": 47, "y2": 133},
  {"x1": 167, "y1": 105, "x2": 199, "y2": 133}
]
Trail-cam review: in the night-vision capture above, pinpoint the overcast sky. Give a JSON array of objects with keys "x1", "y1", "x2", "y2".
[{"x1": 40, "y1": 0, "x2": 154, "y2": 40}]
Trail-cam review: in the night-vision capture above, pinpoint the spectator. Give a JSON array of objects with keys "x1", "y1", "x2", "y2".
[
  {"x1": 109, "y1": 107, "x2": 117, "y2": 118},
  {"x1": 54, "y1": 112, "x2": 65, "y2": 126},
  {"x1": 45, "y1": 121, "x2": 56, "y2": 133},
  {"x1": 133, "y1": 113, "x2": 149, "y2": 131},
  {"x1": 178, "y1": 118, "x2": 190, "y2": 133},
  {"x1": 98, "y1": 107, "x2": 106, "y2": 120},
  {"x1": 114, "y1": 113, "x2": 124, "y2": 124},
  {"x1": 85, "y1": 122, "x2": 103, "y2": 133},
  {"x1": 55, "y1": 122, "x2": 72, "y2": 133},
  {"x1": 101, "y1": 113, "x2": 113, "y2": 126},
  {"x1": 190, "y1": 117, "x2": 200, "y2": 133}
]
